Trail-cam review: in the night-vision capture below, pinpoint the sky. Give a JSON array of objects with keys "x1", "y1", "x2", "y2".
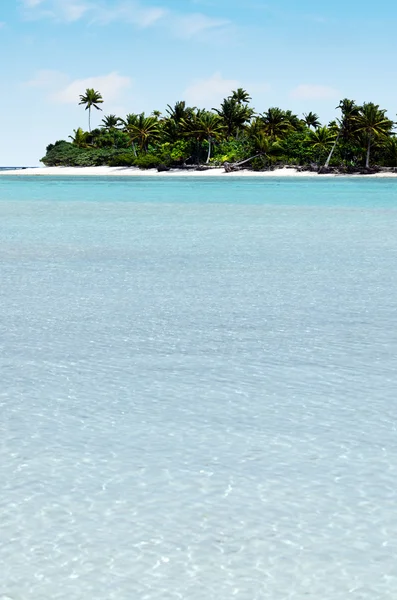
[{"x1": 1, "y1": 0, "x2": 397, "y2": 165}]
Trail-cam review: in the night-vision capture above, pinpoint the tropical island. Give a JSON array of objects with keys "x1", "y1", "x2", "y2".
[{"x1": 39, "y1": 88, "x2": 397, "y2": 174}]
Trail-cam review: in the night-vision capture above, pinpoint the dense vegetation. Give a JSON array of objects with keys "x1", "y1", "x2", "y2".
[{"x1": 41, "y1": 88, "x2": 397, "y2": 172}]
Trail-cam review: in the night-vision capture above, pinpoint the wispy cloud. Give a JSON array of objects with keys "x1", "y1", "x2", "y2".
[
  {"x1": 20, "y1": 0, "x2": 90, "y2": 22},
  {"x1": 90, "y1": 1, "x2": 167, "y2": 28},
  {"x1": 172, "y1": 13, "x2": 230, "y2": 39},
  {"x1": 19, "y1": 0, "x2": 232, "y2": 39},
  {"x1": 290, "y1": 84, "x2": 340, "y2": 101}
]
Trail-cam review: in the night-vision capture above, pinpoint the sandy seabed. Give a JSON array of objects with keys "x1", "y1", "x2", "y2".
[{"x1": 2, "y1": 166, "x2": 397, "y2": 177}]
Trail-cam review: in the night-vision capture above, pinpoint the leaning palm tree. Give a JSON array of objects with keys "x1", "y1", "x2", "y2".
[
  {"x1": 353, "y1": 103, "x2": 393, "y2": 168},
  {"x1": 79, "y1": 88, "x2": 104, "y2": 132},
  {"x1": 322, "y1": 99, "x2": 361, "y2": 169}
]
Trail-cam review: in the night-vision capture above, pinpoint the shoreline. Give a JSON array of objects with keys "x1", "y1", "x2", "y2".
[{"x1": 2, "y1": 166, "x2": 397, "y2": 178}]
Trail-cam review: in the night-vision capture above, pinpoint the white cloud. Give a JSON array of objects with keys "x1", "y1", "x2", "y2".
[
  {"x1": 52, "y1": 72, "x2": 132, "y2": 104},
  {"x1": 90, "y1": 1, "x2": 167, "y2": 28},
  {"x1": 25, "y1": 70, "x2": 132, "y2": 105},
  {"x1": 290, "y1": 84, "x2": 340, "y2": 100},
  {"x1": 184, "y1": 72, "x2": 239, "y2": 107}
]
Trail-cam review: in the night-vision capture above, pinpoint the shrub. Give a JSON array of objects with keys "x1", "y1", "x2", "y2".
[
  {"x1": 108, "y1": 152, "x2": 136, "y2": 167},
  {"x1": 133, "y1": 154, "x2": 163, "y2": 169},
  {"x1": 251, "y1": 156, "x2": 269, "y2": 171}
]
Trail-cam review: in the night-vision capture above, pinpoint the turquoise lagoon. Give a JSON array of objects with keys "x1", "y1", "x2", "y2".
[{"x1": 1, "y1": 176, "x2": 397, "y2": 599}]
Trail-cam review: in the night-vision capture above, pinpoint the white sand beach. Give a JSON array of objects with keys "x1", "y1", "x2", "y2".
[{"x1": 1, "y1": 166, "x2": 397, "y2": 177}]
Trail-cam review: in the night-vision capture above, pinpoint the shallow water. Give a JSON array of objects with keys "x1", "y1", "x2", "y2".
[{"x1": 1, "y1": 176, "x2": 397, "y2": 599}]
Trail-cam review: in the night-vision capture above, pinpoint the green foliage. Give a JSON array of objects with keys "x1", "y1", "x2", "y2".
[
  {"x1": 277, "y1": 132, "x2": 316, "y2": 165},
  {"x1": 133, "y1": 154, "x2": 165, "y2": 169},
  {"x1": 211, "y1": 140, "x2": 247, "y2": 164},
  {"x1": 107, "y1": 152, "x2": 136, "y2": 167},
  {"x1": 42, "y1": 88, "x2": 397, "y2": 170},
  {"x1": 41, "y1": 141, "x2": 132, "y2": 167}
]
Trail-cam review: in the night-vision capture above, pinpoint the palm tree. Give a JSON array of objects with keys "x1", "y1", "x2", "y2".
[
  {"x1": 230, "y1": 88, "x2": 251, "y2": 105},
  {"x1": 284, "y1": 110, "x2": 304, "y2": 131},
  {"x1": 306, "y1": 126, "x2": 336, "y2": 157},
  {"x1": 120, "y1": 113, "x2": 139, "y2": 155},
  {"x1": 163, "y1": 101, "x2": 196, "y2": 143},
  {"x1": 322, "y1": 99, "x2": 361, "y2": 169},
  {"x1": 166, "y1": 101, "x2": 195, "y2": 123},
  {"x1": 69, "y1": 127, "x2": 90, "y2": 148},
  {"x1": 189, "y1": 112, "x2": 226, "y2": 163},
  {"x1": 126, "y1": 113, "x2": 161, "y2": 152},
  {"x1": 383, "y1": 136, "x2": 397, "y2": 167},
  {"x1": 353, "y1": 103, "x2": 393, "y2": 168},
  {"x1": 250, "y1": 132, "x2": 283, "y2": 165},
  {"x1": 101, "y1": 114, "x2": 121, "y2": 129},
  {"x1": 214, "y1": 97, "x2": 254, "y2": 138},
  {"x1": 78, "y1": 88, "x2": 104, "y2": 132},
  {"x1": 260, "y1": 107, "x2": 292, "y2": 140},
  {"x1": 303, "y1": 112, "x2": 321, "y2": 129}
]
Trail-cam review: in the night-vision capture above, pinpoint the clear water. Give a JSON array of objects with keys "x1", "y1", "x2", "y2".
[{"x1": 1, "y1": 176, "x2": 397, "y2": 600}]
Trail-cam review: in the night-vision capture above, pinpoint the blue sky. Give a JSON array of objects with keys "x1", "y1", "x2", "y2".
[{"x1": 1, "y1": 0, "x2": 396, "y2": 165}]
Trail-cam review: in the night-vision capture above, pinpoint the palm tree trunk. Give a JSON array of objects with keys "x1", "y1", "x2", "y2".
[
  {"x1": 89, "y1": 106, "x2": 91, "y2": 132},
  {"x1": 366, "y1": 136, "x2": 371, "y2": 169},
  {"x1": 324, "y1": 131, "x2": 340, "y2": 169},
  {"x1": 206, "y1": 137, "x2": 212, "y2": 163}
]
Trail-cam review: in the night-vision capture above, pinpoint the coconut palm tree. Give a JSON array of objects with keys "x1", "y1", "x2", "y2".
[
  {"x1": 214, "y1": 97, "x2": 254, "y2": 138},
  {"x1": 120, "y1": 113, "x2": 140, "y2": 155},
  {"x1": 353, "y1": 103, "x2": 393, "y2": 168},
  {"x1": 78, "y1": 88, "x2": 104, "y2": 132},
  {"x1": 383, "y1": 136, "x2": 397, "y2": 167},
  {"x1": 163, "y1": 101, "x2": 196, "y2": 143},
  {"x1": 284, "y1": 110, "x2": 304, "y2": 131},
  {"x1": 69, "y1": 127, "x2": 90, "y2": 148},
  {"x1": 322, "y1": 99, "x2": 361, "y2": 169},
  {"x1": 230, "y1": 88, "x2": 252, "y2": 105},
  {"x1": 250, "y1": 132, "x2": 284, "y2": 165},
  {"x1": 303, "y1": 112, "x2": 321, "y2": 129},
  {"x1": 126, "y1": 113, "x2": 161, "y2": 152},
  {"x1": 260, "y1": 107, "x2": 292, "y2": 140},
  {"x1": 306, "y1": 126, "x2": 336, "y2": 156},
  {"x1": 101, "y1": 114, "x2": 121, "y2": 129},
  {"x1": 189, "y1": 112, "x2": 226, "y2": 163}
]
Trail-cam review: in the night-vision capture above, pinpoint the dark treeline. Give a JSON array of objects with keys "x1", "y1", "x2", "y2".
[{"x1": 41, "y1": 88, "x2": 397, "y2": 172}]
